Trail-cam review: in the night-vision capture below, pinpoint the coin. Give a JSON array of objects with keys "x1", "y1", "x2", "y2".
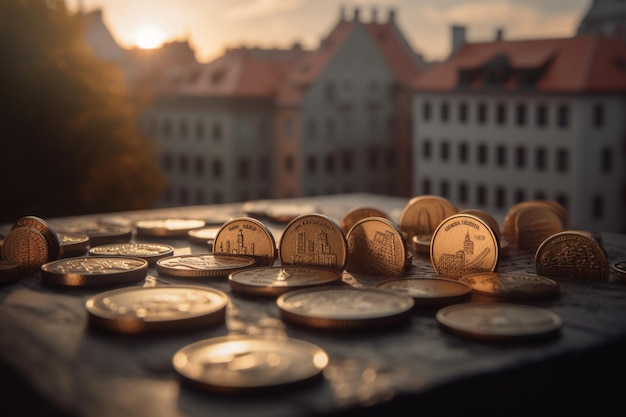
[
  {"x1": 612, "y1": 261, "x2": 626, "y2": 282},
  {"x1": 345, "y1": 217, "x2": 407, "y2": 278},
  {"x1": 535, "y1": 230, "x2": 609, "y2": 281},
  {"x1": 436, "y1": 303, "x2": 562, "y2": 341},
  {"x1": 502, "y1": 200, "x2": 568, "y2": 247},
  {"x1": 11, "y1": 216, "x2": 61, "y2": 262},
  {"x1": 40, "y1": 256, "x2": 148, "y2": 286},
  {"x1": 213, "y1": 217, "x2": 277, "y2": 267},
  {"x1": 460, "y1": 271, "x2": 560, "y2": 299},
  {"x1": 187, "y1": 227, "x2": 220, "y2": 246},
  {"x1": 85, "y1": 285, "x2": 229, "y2": 334},
  {"x1": 58, "y1": 232, "x2": 90, "y2": 258},
  {"x1": 459, "y1": 209, "x2": 501, "y2": 237},
  {"x1": 276, "y1": 286, "x2": 414, "y2": 330},
  {"x1": 340, "y1": 207, "x2": 390, "y2": 234},
  {"x1": 135, "y1": 218, "x2": 206, "y2": 238},
  {"x1": 411, "y1": 233, "x2": 432, "y2": 255},
  {"x1": 85, "y1": 225, "x2": 133, "y2": 246},
  {"x1": 0, "y1": 260, "x2": 21, "y2": 284},
  {"x1": 172, "y1": 335, "x2": 328, "y2": 393},
  {"x1": 1, "y1": 226, "x2": 49, "y2": 273},
  {"x1": 229, "y1": 265, "x2": 343, "y2": 297},
  {"x1": 89, "y1": 243, "x2": 175, "y2": 264},
  {"x1": 430, "y1": 214, "x2": 499, "y2": 279},
  {"x1": 515, "y1": 205, "x2": 564, "y2": 253},
  {"x1": 265, "y1": 203, "x2": 320, "y2": 223},
  {"x1": 376, "y1": 277, "x2": 471, "y2": 308},
  {"x1": 156, "y1": 254, "x2": 256, "y2": 278},
  {"x1": 398, "y1": 195, "x2": 458, "y2": 241},
  {"x1": 278, "y1": 213, "x2": 348, "y2": 272}
]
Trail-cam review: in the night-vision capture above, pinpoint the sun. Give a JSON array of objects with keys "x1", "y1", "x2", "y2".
[{"x1": 134, "y1": 25, "x2": 166, "y2": 49}]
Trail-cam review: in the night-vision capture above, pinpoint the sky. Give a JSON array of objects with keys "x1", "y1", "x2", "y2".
[{"x1": 66, "y1": 0, "x2": 592, "y2": 63}]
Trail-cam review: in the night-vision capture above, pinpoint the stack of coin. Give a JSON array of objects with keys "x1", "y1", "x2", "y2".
[
  {"x1": 1, "y1": 216, "x2": 61, "y2": 274},
  {"x1": 399, "y1": 195, "x2": 458, "y2": 255},
  {"x1": 535, "y1": 230, "x2": 610, "y2": 281},
  {"x1": 213, "y1": 217, "x2": 277, "y2": 267},
  {"x1": 58, "y1": 232, "x2": 90, "y2": 258},
  {"x1": 503, "y1": 200, "x2": 568, "y2": 250},
  {"x1": 430, "y1": 213, "x2": 499, "y2": 279}
]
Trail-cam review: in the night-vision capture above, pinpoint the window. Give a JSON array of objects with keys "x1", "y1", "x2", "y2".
[
  {"x1": 259, "y1": 156, "x2": 270, "y2": 179},
  {"x1": 556, "y1": 193, "x2": 569, "y2": 211},
  {"x1": 440, "y1": 180, "x2": 449, "y2": 198},
  {"x1": 179, "y1": 155, "x2": 188, "y2": 173},
  {"x1": 163, "y1": 120, "x2": 172, "y2": 138},
  {"x1": 161, "y1": 154, "x2": 172, "y2": 172},
  {"x1": 368, "y1": 148, "x2": 378, "y2": 169},
  {"x1": 342, "y1": 151, "x2": 353, "y2": 172},
  {"x1": 212, "y1": 159, "x2": 222, "y2": 178},
  {"x1": 440, "y1": 102, "x2": 449, "y2": 122},
  {"x1": 325, "y1": 154, "x2": 335, "y2": 174},
  {"x1": 496, "y1": 145, "x2": 507, "y2": 167},
  {"x1": 194, "y1": 157, "x2": 204, "y2": 176},
  {"x1": 478, "y1": 102, "x2": 487, "y2": 124},
  {"x1": 458, "y1": 142, "x2": 468, "y2": 163},
  {"x1": 601, "y1": 147, "x2": 612, "y2": 173},
  {"x1": 593, "y1": 103, "x2": 604, "y2": 128},
  {"x1": 477, "y1": 143, "x2": 488, "y2": 165},
  {"x1": 237, "y1": 158, "x2": 249, "y2": 179},
  {"x1": 179, "y1": 121, "x2": 188, "y2": 139},
  {"x1": 307, "y1": 155, "x2": 317, "y2": 174},
  {"x1": 179, "y1": 187, "x2": 189, "y2": 205},
  {"x1": 212, "y1": 123, "x2": 222, "y2": 141},
  {"x1": 495, "y1": 186, "x2": 506, "y2": 209},
  {"x1": 195, "y1": 189, "x2": 205, "y2": 205},
  {"x1": 556, "y1": 148, "x2": 569, "y2": 173},
  {"x1": 536, "y1": 104, "x2": 547, "y2": 128},
  {"x1": 423, "y1": 102, "x2": 431, "y2": 121},
  {"x1": 496, "y1": 103, "x2": 506, "y2": 125},
  {"x1": 557, "y1": 105, "x2": 569, "y2": 129},
  {"x1": 515, "y1": 146, "x2": 526, "y2": 168},
  {"x1": 422, "y1": 140, "x2": 431, "y2": 160},
  {"x1": 535, "y1": 190, "x2": 546, "y2": 200},
  {"x1": 477, "y1": 184, "x2": 487, "y2": 205},
  {"x1": 458, "y1": 102, "x2": 468, "y2": 123},
  {"x1": 535, "y1": 147, "x2": 547, "y2": 171},
  {"x1": 440, "y1": 141, "x2": 449, "y2": 161},
  {"x1": 326, "y1": 118, "x2": 336, "y2": 141},
  {"x1": 592, "y1": 195, "x2": 604, "y2": 219},
  {"x1": 195, "y1": 122, "x2": 204, "y2": 139},
  {"x1": 516, "y1": 104, "x2": 526, "y2": 126},
  {"x1": 458, "y1": 182, "x2": 468, "y2": 204},
  {"x1": 422, "y1": 178, "x2": 431, "y2": 194},
  {"x1": 514, "y1": 188, "x2": 526, "y2": 203}
]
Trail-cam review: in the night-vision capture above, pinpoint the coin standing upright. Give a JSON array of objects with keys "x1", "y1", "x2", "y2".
[{"x1": 213, "y1": 217, "x2": 277, "y2": 267}]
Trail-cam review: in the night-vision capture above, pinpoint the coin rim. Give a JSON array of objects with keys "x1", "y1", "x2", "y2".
[
  {"x1": 156, "y1": 253, "x2": 256, "y2": 278},
  {"x1": 40, "y1": 256, "x2": 149, "y2": 286},
  {"x1": 376, "y1": 277, "x2": 472, "y2": 306},
  {"x1": 88, "y1": 242, "x2": 175, "y2": 264},
  {"x1": 459, "y1": 271, "x2": 560, "y2": 299}
]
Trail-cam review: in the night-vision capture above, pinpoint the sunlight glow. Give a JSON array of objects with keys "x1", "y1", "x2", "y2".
[{"x1": 134, "y1": 25, "x2": 166, "y2": 49}]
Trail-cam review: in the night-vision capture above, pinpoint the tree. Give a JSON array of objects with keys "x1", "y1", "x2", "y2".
[{"x1": 0, "y1": 0, "x2": 165, "y2": 223}]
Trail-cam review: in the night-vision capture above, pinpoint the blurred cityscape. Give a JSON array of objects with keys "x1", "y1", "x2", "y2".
[{"x1": 15, "y1": 1, "x2": 626, "y2": 232}]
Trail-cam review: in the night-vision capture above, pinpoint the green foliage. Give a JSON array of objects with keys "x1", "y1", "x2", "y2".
[{"x1": 0, "y1": 0, "x2": 165, "y2": 223}]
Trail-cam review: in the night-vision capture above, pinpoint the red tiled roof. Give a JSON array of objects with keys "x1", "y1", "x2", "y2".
[{"x1": 413, "y1": 35, "x2": 626, "y2": 93}]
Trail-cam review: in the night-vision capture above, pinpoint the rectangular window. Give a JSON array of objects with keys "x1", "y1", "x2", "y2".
[
  {"x1": 592, "y1": 195, "x2": 604, "y2": 219},
  {"x1": 440, "y1": 141, "x2": 449, "y2": 161},
  {"x1": 601, "y1": 147, "x2": 612, "y2": 173},
  {"x1": 496, "y1": 103, "x2": 506, "y2": 125},
  {"x1": 458, "y1": 182, "x2": 468, "y2": 204},
  {"x1": 515, "y1": 146, "x2": 526, "y2": 168},
  {"x1": 423, "y1": 102, "x2": 431, "y2": 121},
  {"x1": 440, "y1": 102, "x2": 449, "y2": 122},
  {"x1": 557, "y1": 105, "x2": 569, "y2": 129},
  {"x1": 556, "y1": 148, "x2": 569, "y2": 173},
  {"x1": 478, "y1": 103, "x2": 487, "y2": 124},
  {"x1": 593, "y1": 103, "x2": 604, "y2": 128},
  {"x1": 477, "y1": 143, "x2": 488, "y2": 165},
  {"x1": 237, "y1": 158, "x2": 249, "y2": 179},
  {"x1": 535, "y1": 147, "x2": 547, "y2": 171},
  {"x1": 514, "y1": 188, "x2": 526, "y2": 203},
  {"x1": 422, "y1": 140, "x2": 431, "y2": 160},
  {"x1": 422, "y1": 178, "x2": 431, "y2": 194},
  {"x1": 440, "y1": 181, "x2": 449, "y2": 198},
  {"x1": 459, "y1": 102, "x2": 468, "y2": 123},
  {"x1": 459, "y1": 142, "x2": 468, "y2": 163},
  {"x1": 496, "y1": 145, "x2": 507, "y2": 167},
  {"x1": 516, "y1": 104, "x2": 526, "y2": 126},
  {"x1": 477, "y1": 184, "x2": 487, "y2": 205},
  {"x1": 307, "y1": 156, "x2": 317, "y2": 174},
  {"x1": 495, "y1": 186, "x2": 506, "y2": 209},
  {"x1": 536, "y1": 104, "x2": 547, "y2": 128}
]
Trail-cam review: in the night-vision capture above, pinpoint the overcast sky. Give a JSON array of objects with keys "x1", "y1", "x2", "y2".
[{"x1": 68, "y1": 0, "x2": 592, "y2": 63}]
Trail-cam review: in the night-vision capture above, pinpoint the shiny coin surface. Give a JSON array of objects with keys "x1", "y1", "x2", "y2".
[
  {"x1": 135, "y1": 218, "x2": 206, "y2": 238},
  {"x1": 1, "y1": 227, "x2": 49, "y2": 273},
  {"x1": 0, "y1": 260, "x2": 21, "y2": 284},
  {"x1": 515, "y1": 205, "x2": 564, "y2": 253},
  {"x1": 229, "y1": 265, "x2": 343, "y2": 297},
  {"x1": 340, "y1": 207, "x2": 390, "y2": 234},
  {"x1": 503, "y1": 200, "x2": 568, "y2": 247},
  {"x1": 156, "y1": 254, "x2": 256, "y2": 278},
  {"x1": 398, "y1": 195, "x2": 458, "y2": 242},
  {"x1": 460, "y1": 271, "x2": 560, "y2": 299},
  {"x1": 436, "y1": 303, "x2": 562, "y2": 341},
  {"x1": 430, "y1": 214, "x2": 499, "y2": 279},
  {"x1": 276, "y1": 286, "x2": 414, "y2": 330},
  {"x1": 187, "y1": 227, "x2": 220, "y2": 246},
  {"x1": 278, "y1": 213, "x2": 348, "y2": 272},
  {"x1": 89, "y1": 243, "x2": 174, "y2": 264},
  {"x1": 58, "y1": 232, "x2": 90, "y2": 258},
  {"x1": 172, "y1": 335, "x2": 328, "y2": 393},
  {"x1": 535, "y1": 230, "x2": 609, "y2": 281},
  {"x1": 40, "y1": 256, "x2": 148, "y2": 286},
  {"x1": 376, "y1": 277, "x2": 471, "y2": 308},
  {"x1": 12, "y1": 216, "x2": 61, "y2": 261},
  {"x1": 345, "y1": 217, "x2": 407, "y2": 278},
  {"x1": 213, "y1": 217, "x2": 277, "y2": 267},
  {"x1": 85, "y1": 225, "x2": 133, "y2": 246},
  {"x1": 85, "y1": 285, "x2": 229, "y2": 334}
]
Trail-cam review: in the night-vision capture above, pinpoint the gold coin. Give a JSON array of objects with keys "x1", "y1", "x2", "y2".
[
  {"x1": 85, "y1": 285, "x2": 229, "y2": 334},
  {"x1": 430, "y1": 214, "x2": 499, "y2": 279},
  {"x1": 172, "y1": 335, "x2": 328, "y2": 393},
  {"x1": 436, "y1": 303, "x2": 562, "y2": 341},
  {"x1": 460, "y1": 271, "x2": 560, "y2": 299},
  {"x1": 502, "y1": 200, "x2": 568, "y2": 247},
  {"x1": 535, "y1": 230, "x2": 609, "y2": 281},
  {"x1": 85, "y1": 225, "x2": 133, "y2": 246},
  {"x1": 135, "y1": 218, "x2": 206, "y2": 238},
  {"x1": 398, "y1": 195, "x2": 458, "y2": 241},
  {"x1": 611, "y1": 261, "x2": 626, "y2": 282},
  {"x1": 515, "y1": 205, "x2": 564, "y2": 253},
  {"x1": 345, "y1": 217, "x2": 407, "y2": 278},
  {"x1": 276, "y1": 286, "x2": 414, "y2": 330},
  {"x1": 187, "y1": 227, "x2": 220, "y2": 246},
  {"x1": 229, "y1": 265, "x2": 343, "y2": 297},
  {"x1": 89, "y1": 243, "x2": 175, "y2": 264},
  {"x1": 40, "y1": 256, "x2": 148, "y2": 286},
  {"x1": 459, "y1": 209, "x2": 501, "y2": 237},
  {"x1": 213, "y1": 217, "x2": 277, "y2": 267},
  {"x1": 1, "y1": 226, "x2": 49, "y2": 273},
  {"x1": 12, "y1": 216, "x2": 61, "y2": 261},
  {"x1": 411, "y1": 233, "x2": 432, "y2": 255},
  {"x1": 340, "y1": 206, "x2": 390, "y2": 234},
  {"x1": 58, "y1": 232, "x2": 90, "y2": 258},
  {"x1": 278, "y1": 213, "x2": 348, "y2": 272},
  {"x1": 376, "y1": 277, "x2": 471, "y2": 308},
  {"x1": 0, "y1": 260, "x2": 21, "y2": 284},
  {"x1": 156, "y1": 254, "x2": 256, "y2": 278}
]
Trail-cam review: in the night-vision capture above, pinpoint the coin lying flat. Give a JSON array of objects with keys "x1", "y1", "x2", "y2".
[
  {"x1": 2, "y1": 226, "x2": 49, "y2": 273},
  {"x1": 58, "y1": 232, "x2": 90, "y2": 258},
  {"x1": 345, "y1": 217, "x2": 407, "y2": 278},
  {"x1": 340, "y1": 207, "x2": 390, "y2": 234},
  {"x1": 276, "y1": 286, "x2": 414, "y2": 330},
  {"x1": 172, "y1": 335, "x2": 328, "y2": 393},
  {"x1": 135, "y1": 218, "x2": 206, "y2": 238},
  {"x1": 12, "y1": 216, "x2": 61, "y2": 262},
  {"x1": 89, "y1": 243, "x2": 175, "y2": 264},
  {"x1": 40, "y1": 256, "x2": 148, "y2": 286},
  {"x1": 187, "y1": 227, "x2": 220, "y2": 246},
  {"x1": 278, "y1": 213, "x2": 348, "y2": 272},
  {"x1": 229, "y1": 265, "x2": 342, "y2": 297},
  {"x1": 398, "y1": 195, "x2": 458, "y2": 242},
  {"x1": 436, "y1": 303, "x2": 562, "y2": 341},
  {"x1": 156, "y1": 254, "x2": 256, "y2": 278},
  {"x1": 430, "y1": 214, "x2": 499, "y2": 279},
  {"x1": 460, "y1": 271, "x2": 560, "y2": 299},
  {"x1": 85, "y1": 285, "x2": 229, "y2": 334},
  {"x1": 535, "y1": 230, "x2": 609, "y2": 281},
  {"x1": 85, "y1": 225, "x2": 133, "y2": 246},
  {"x1": 0, "y1": 261, "x2": 21, "y2": 284},
  {"x1": 213, "y1": 217, "x2": 277, "y2": 267},
  {"x1": 376, "y1": 277, "x2": 471, "y2": 308}
]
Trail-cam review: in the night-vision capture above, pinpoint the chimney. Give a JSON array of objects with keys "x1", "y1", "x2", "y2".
[
  {"x1": 371, "y1": 7, "x2": 378, "y2": 24},
  {"x1": 495, "y1": 27, "x2": 504, "y2": 41},
  {"x1": 388, "y1": 8, "x2": 396, "y2": 24},
  {"x1": 339, "y1": 5, "x2": 346, "y2": 22},
  {"x1": 450, "y1": 24, "x2": 466, "y2": 57},
  {"x1": 354, "y1": 7, "x2": 360, "y2": 22}
]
